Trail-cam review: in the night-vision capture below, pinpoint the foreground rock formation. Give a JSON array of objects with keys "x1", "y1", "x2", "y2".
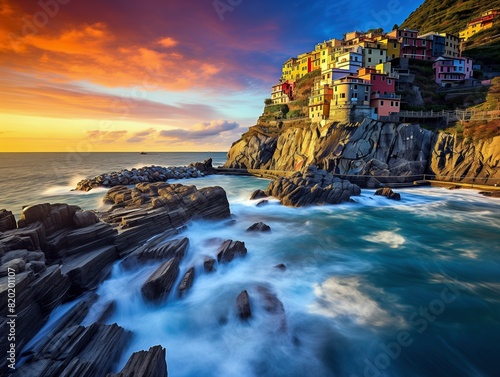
[
  {"x1": 225, "y1": 118, "x2": 499, "y2": 186},
  {"x1": 264, "y1": 166, "x2": 361, "y2": 207},
  {"x1": 0, "y1": 180, "x2": 231, "y2": 376}
]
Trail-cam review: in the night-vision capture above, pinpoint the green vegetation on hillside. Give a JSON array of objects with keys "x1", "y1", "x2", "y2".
[{"x1": 401, "y1": 0, "x2": 500, "y2": 34}]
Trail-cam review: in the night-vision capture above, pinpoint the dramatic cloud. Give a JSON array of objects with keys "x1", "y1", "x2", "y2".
[{"x1": 159, "y1": 120, "x2": 239, "y2": 140}]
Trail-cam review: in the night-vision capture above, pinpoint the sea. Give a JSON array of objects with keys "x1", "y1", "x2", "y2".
[{"x1": 2, "y1": 153, "x2": 500, "y2": 377}]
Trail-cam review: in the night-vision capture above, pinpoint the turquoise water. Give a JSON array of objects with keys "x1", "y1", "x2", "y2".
[{"x1": 4, "y1": 154, "x2": 500, "y2": 377}]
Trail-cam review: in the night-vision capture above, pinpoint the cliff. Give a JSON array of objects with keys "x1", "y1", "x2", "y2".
[{"x1": 224, "y1": 118, "x2": 500, "y2": 186}]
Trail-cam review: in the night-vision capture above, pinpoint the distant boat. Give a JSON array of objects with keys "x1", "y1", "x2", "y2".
[{"x1": 140, "y1": 152, "x2": 148, "y2": 155}]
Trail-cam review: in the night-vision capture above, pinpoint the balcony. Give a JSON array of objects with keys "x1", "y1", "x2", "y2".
[{"x1": 371, "y1": 93, "x2": 401, "y2": 100}]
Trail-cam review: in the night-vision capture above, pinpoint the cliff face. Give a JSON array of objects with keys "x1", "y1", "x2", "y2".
[{"x1": 224, "y1": 118, "x2": 500, "y2": 186}]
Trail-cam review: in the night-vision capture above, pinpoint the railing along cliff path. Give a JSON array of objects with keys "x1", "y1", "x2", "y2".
[{"x1": 216, "y1": 168, "x2": 500, "y2": 190}]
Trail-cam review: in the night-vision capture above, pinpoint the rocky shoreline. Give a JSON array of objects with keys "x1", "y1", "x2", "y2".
[
  {"x1": 74, "y1": 159, "x2": 215, "y2": 192},
  {"x1": 1, "y1": 166, "x2": 308, "y2": 376}
]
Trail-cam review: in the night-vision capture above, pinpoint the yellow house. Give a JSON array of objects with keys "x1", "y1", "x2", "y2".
[
  {"x1": 378, "y1": 37, "x2": 401, "y2": 60},
  {"x1": 459, "y1": 9, "x2": 500, "y2": 41},
  {"x1": 281, "y1": 58, "x2": 298, "y2": 81}
]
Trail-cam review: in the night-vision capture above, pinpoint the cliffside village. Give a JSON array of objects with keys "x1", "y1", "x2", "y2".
[{"x1": 270, "y1": 9, "x2": 499, "y2": 124}]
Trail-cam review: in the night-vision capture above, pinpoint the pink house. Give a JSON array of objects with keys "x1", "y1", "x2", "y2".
[
  {"x1": 433, "y1": 56, "x2": 473, "y2": 85},
  {"x1": 358, "y1": 67, "x2": 400, "y2": 118}
]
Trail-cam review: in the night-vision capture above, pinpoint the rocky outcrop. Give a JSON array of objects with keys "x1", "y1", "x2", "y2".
[
  {"x1": 224, "y1": 118, "x2": 499, "y2": 186},
  {"x1": 265, "y1": 166, "x2": 361, "y2": 207},
  {"x1": 246, "y1": 222, "x2": 271, "y2": 232},
  {"x1": 203, "y1": 257, "x2": 216, "y2": 272},
  {"x1": 236, "y1": 290, "x2": 252, "y2": 320},
  {"x1": 249, "y1": 189, "x2": 268, "y2": 200},
  {"x1": 122, "y1": 237, "x2": 188, "y2": 269},
  {"x1": 75, "y1": 159, "x2": 215, "y2": 192},
  {"x1": 256, "y1": 286, "x2": 287, "y2": 332},
  {"x1": 429, "y1": 134, "x2": 500, "y2": 185},
  {"x1": 141, "y1": 257, "x2": 181, "y2": 302},
  {"x1": 107, "y1": 345, "x2": 167, "y2": 377},
  {"x1": 178, "y1": 267, "x2": 195, "y2": 298},
  {"x1": 375, "y1": 187, "x2": 401, "y2": 201},
  {"x1": 217, "y1": 240, "x2": 247, "y2": 264}
]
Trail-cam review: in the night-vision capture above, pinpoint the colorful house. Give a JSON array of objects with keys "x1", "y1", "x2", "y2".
[
  {"x1": 330, "y1": 76, "x2": 372, "y2": 122},
  {"x1": 360, "y1": 42, "x2": 387, "y2": 67},
  {"x1": 335, "y1": 47, "x2": 363, "y2": 73},
  {"x1": 309, "y1": 78, "x2": 333, "y2": 123},
  {"x1": 271, "y1": 80, "x2": 296, "y2": 104},
  {"x1": 460, "y1": 9, "x2": 500, "y2": 41},
  {"x1": 358, "y1": 67, "x2": 400, "y2": 118},
  {"x1": 387, "y1": 29, "x2": 434, "y2": 61},
  {"x1": 377, "y1": 37, "x2": 401, "y2": 60},
  {"x1": 433, "y1": 56, "x2": 473, "y2": 86}
]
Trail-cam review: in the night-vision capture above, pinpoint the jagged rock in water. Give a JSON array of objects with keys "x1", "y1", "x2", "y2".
[
  {"x1": 256, "y1": 286, "x2": 287, "y2": 332},
  {"x1": 107, "y1": 345, "x2": 167, "y2": 377},
  {"x1": 122, "y1": 237, "x2": 189, "y2": 269},
  {"x1": 249, "y1": 189, "x2": 268, "y2": 200},
  {"x1": 256, "y1": 200, "x2": 269, "y2": 207},
  {"x1": 275, "y1": 263, "x2": 287, "y2": 271},
  {"x1": 141, "y1": 257, "x2": 180, "y2": 302},
  {"x1": 375, "y1": 187, "x2": 401, "y2": 201},
  {"x1": 217, "y1": 240, "x2": 247, "y2": 264},
  {"x1": 178, "y1": 267, "x2": 195, "y2": 298},
  {"x1": 203, "y1": 257, "x2": 216, "y2": 273},
  {"x1": 189, "y1": 158, "x2": 215, "y2": 173},
  {"x1": 265, "y1": 166, "x2": 361, "y2": 207},
  {"x1": 236, "y1": 290, "x2": 252, "y2": 320},
  {"x1": 246, "y1": 222, "x2": 271, "y2": 232}
]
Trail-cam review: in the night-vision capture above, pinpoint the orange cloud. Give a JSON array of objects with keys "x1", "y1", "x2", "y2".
[{"x1": 157, "y1": 36, "x2": 178, "y2": 48}]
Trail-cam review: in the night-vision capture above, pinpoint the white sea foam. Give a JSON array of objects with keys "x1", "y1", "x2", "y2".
[{"x1": 363, "y1": 231, "x2": 406, "y2": 249}]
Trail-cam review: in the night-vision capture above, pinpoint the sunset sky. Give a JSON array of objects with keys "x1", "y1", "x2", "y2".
[{"x1": 0, "y1": 0, "x2": 422, "y2": 152}]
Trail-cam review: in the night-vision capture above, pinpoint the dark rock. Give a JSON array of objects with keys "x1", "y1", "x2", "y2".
[
  {"x1": 27, "y1": 260, "x2": 47, "y2": 273},
  {"x1": 0, "y1": 209, "x2": 16, "y2": 232},
  {"x1": 265, "y1": 166, "x2": 361, "y2": 207},
  {"x1": 256, "y1": 200, "x2": 269, "y2": 207},
  {"x1": 479, "y1": 191, "x2": 500, "y2": 198},
  {"x1": 96, "y1": 301, "x2": 116, "y2": 324},
  {"x1": 250, "y1": 189, "x2": 268, "y2": 200},
  {"x1": 0, "y1": 258, "x2": 26, "y2": 276},
  {"x1": 107, "y1": 345, "x2": 167, "y2": 377},
  {"x1": 141, "y1": 257, "x2": 180, "y2": 302},
  {"x1": 73, "y1": 211, "x2": 99, "y2": 228},
  {"x1": 275, "y1": 263, "x2": 287, "y2": 271},
  {"x1": 375, "y1": 187, "x2": 401, "y2": 201},
  {"x1": 61, "y1": 245, "x2": 118, "y2": 296},
  {"x1": 178, "y1": 267, "x2": 195, "y2": 298},
  {"x1": 246, "y1": 222, "x2": 271, "y2": 232},
  {"x1": 122, "y1": 237, "x2": 189, "y2": 269},
  {"x1": 217, "y1": 240, "x2": 247, "y2": 264},
  {"x1": 236, "y1": 290, "x2": 252, "y2": 320},
  {"x1": 203, "y1": 257, "x2": 216, "y2": 273},
  {"x1": 256, "y1": 286, "x2": 287, "y2": 332}
]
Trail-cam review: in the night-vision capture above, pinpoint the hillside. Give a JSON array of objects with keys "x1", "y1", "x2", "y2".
[{"x1": 401, "y1": 0, "x2": 500, "y2": 35}]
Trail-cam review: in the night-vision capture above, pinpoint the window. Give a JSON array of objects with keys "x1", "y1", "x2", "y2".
[
  {"x1": 380, "y1": 100, "x2": 384, "y2": 105},
  {"x1": 354, "y1": 84, "x2": 358, "y2": 90},
  {"x1": 380, "y1": 50, "x2": 384, "y2": 55},
  {"x1": 369, "y1": 49, "x2": 372, "y2": 54},
  {"x1": 391, "y1": 101, "x2": 394, "y2": 106},
  {"x1": 365, "y1": 95, "x2": 368, "y2": 101},
  {"x1": 382, "y1": 76, "x2": 386, "y2": 81},
  {"x1": 368, "y1": 58, "x2": 372, "y2": 63},
  {"x1": 388, "y1": 79, "x2": 392, "y2": 84},
  {"x1": 340, "y1": 93, "x2": 346, "y2": 98},
  {"x1": 393, "y1": 43, "x2": 397, "y2": 48},
  {"x1": 379, "y1": 59, "x2": 383, "y2": 63},
  {"x1": 352, "y1": 92, "x2": 358, "y2": 99}
]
